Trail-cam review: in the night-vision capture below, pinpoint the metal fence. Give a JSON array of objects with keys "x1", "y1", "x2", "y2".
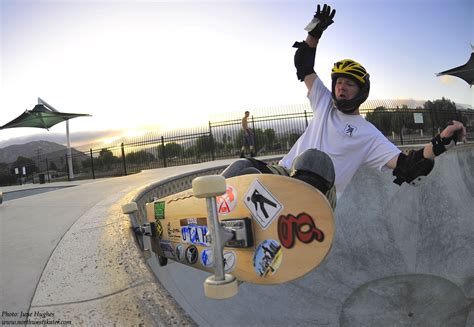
[{"x1": 1, "y1": 106, "x2": 473, "y2": 186}]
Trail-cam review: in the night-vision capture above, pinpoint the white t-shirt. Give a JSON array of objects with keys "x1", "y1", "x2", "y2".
[{"x1": 279, "y1": 77, "x2": 401, "y2": 198}]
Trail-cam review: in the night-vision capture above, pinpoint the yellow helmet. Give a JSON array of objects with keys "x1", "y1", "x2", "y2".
[
  {"x1": 331, "y1": 59, "x2": 369, "y2": 85},
  {"x1": 331, "y1": 59, "x2": 370, "y2": 113}
]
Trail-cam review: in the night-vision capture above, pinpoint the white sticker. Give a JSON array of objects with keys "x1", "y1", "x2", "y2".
[
  {"x1": 244, "y1": 179, "x2": 283, "y2": 230},
  {"x1": 223, "y1": 251, "x2": 237, "y2": 272},
  {"x1": 175, "y1": 244, "x2": 185, "y2": 262}
]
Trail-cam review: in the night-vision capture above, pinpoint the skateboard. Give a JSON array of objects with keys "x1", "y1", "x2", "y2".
[{"x1": 124, "y1": 174, "x2": 334, "y2": 299}]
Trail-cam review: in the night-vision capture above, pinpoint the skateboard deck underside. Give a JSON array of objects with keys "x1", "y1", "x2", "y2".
[{"x1": 145, "y1": 174, "x2": 334, "y2": 285}]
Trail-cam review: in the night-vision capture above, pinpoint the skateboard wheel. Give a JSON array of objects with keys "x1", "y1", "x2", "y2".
[
  {"x1": 157, "y1": 255, "x2": 168, "y2": 267},
  {"x1": 192, "y1": 175, "x2": 226, "y2": 198},
  {"x1": 122, "y1": 202, "x2": 138, "y2": 214},
  {"x1": 203, "y1": 274, "x2": 238, "y2": 299}
]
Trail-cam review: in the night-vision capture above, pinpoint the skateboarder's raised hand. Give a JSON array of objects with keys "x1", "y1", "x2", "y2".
[
  {"x1": 305, "y1": 4, "x2": 336, "y2": 39},
  {"x1": 441, "y1": 120, "x2": 467, "y2": 144},
  {"x1": 293, "y1": 3, "x2": 337, "y2": 88}
]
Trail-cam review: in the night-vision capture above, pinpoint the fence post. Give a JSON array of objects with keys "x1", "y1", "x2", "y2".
[
  {"x1": 209, "y1": 121, "x2": 216, "y2": 161},
  {"x1": 161, "y1": 136, "x2": 167, "y2": 167},
  {"x1": 430, "y1": 109, "x2": 436, "y2": 137},
  {"x1": 304, "y1": 110, "x2": 308, "y2": 128},
  {"x1": 121, "y1": 143, "x2": 127, "y2": 176},
  {"x1": 251, "y1": 115, "x2": 257, "y2": 152},
  {"x1": 45, "y1": 158, "x2": 50, "y2": 183},
  {"x1": 90, "y1": 149, "x2": 95, "y2": 179},
  {"x1": 65, "y1": 155, "x2": 70, "y2": 181}
]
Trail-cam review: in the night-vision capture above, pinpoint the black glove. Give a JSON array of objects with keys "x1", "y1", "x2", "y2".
[{"x1": 305, "y1": 4, "x2": 336, "y2": 39}]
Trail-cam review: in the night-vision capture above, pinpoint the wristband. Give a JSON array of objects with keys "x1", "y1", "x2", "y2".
[{"x1": 431, "y1": 134, "x2": 455, "y2": 156}]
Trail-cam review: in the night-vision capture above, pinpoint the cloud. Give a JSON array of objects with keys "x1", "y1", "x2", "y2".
[
  {"x1": 0, "y1": 130, "x2": 123, "y2": 150},
  {"x1": 438, "y1": 75, "x2": 456, "y2": 85}
]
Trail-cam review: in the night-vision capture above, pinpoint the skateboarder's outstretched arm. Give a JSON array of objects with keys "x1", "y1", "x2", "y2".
[
  {"x1": 293, "y1": 4, "x2": 336, "y2": 92},
  {"x1": 387, "y1": 120, "x2": 467, "y2": 185}
]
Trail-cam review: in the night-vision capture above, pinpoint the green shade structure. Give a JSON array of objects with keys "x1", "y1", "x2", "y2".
[
  {"x1": 0, "y1": 98, "x2": 91, "y2": 180},
  {"x1": 436, "y1": 46, "x2": 474, "y2": 86},
  {"x1": 0, "y1": 104, "x2": 90, "y2": 130}
]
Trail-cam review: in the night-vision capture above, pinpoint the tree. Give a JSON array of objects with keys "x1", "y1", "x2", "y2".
[
  {"x1": 196, "y1": 135, "x2": 214, "y2": 156},
  {"x1": 366, "y1": 106, "x2": 392, "y2": 135},
  {"x1": 424, "y1": 97, "x2": 459, "y2": 135},
  {"x1": 0, "y1": 162, "x2": 8, "y2": 174},
  {"x1": 165, "y1": 142, "x2": 182, "y2": 158},
  {"x1": 126, "y1": 150, "x2": 155, "y2": 164},
  {"x1": 97, "y1": 148, "x2": 118, "y2": 169},
  {"x1": 0, "y1": 162, "x2": 16, "y2": 186},
  {"x1": 49, "y1": 161, "x2": 59, "y2": 171},
  {"x1": 264, "y1": 128, "x2": 277, "y2": 148},
  {"x1": 279, "y1": 133, "x2": 302, "y2": 150}
]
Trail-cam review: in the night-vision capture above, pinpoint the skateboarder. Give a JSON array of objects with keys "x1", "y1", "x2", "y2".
[
  {"x1": 240, "y1": 111, "x2": 255, "y2": 158},
  {"x1": 222, "y1": 3, "x2": 466, "y2": 209}
]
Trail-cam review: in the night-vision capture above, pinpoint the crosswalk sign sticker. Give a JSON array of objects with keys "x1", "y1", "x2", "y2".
[{"x1": 244, "y1": 179, "x2": 283, "y2": 230}]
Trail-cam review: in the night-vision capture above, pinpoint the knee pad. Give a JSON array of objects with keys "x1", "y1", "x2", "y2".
[{"x1": 290, "y1": 149, "x2": 335, "y2": 187}]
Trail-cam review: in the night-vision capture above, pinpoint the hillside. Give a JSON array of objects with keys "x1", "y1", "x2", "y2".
[{"x1": 0, "y1": 140, "x2": 85, "y2": 164}]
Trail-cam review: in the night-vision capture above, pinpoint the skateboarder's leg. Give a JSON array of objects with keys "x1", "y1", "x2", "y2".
[{"x1": 221, "y1": 158, "x2": 269, "y2": 178}]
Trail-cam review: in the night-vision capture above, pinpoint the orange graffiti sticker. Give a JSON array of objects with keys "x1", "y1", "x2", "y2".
[{"x1": 216, "y1": 185, "x2": 238, "y2": 215}]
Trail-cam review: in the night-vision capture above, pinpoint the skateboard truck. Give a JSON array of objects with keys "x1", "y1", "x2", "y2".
[
  {"x1": 122, "y1": 202, "x2": 162, "y2": 263},
  {"x1": 193, "y1": 175, "x2": 239, "y2": 299},
  {"x1": 220, "y1": 218, "x2": 253, "y2": 248}
]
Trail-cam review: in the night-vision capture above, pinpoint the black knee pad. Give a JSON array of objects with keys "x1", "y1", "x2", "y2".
[
  {"x1": 291, "y1": 149, "x2": 335, "y2": 187},
  {"x1": 292, "y1": 170, "x2": 331, "y2": 194}
]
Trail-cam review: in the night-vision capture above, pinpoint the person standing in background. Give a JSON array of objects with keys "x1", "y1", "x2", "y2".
[{"x1": 240, "y1": 111, "x2": 255, "y2": 158}]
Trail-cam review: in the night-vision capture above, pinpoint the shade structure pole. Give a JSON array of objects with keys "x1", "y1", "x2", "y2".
[{"x1": 66, "y1": 120, "x2": 74, "y2": 180}]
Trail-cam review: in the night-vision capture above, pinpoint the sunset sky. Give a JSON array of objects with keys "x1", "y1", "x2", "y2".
[{"x1": 1, "y1": 0, "x2": 472, "y2": 149}]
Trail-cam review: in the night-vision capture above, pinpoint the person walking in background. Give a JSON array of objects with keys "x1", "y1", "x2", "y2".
[{"x1": 240, "y1": 111, "x2": 255, "y2": 158}]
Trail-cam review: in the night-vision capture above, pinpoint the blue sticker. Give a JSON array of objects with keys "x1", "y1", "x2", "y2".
[
  {"x1": 181, "y1": 225, "x2": 209, "y2": 246},
  {"x1": 200, "y1": 248, "x2": 214, "y2": 267},
  {"x1": 253, "y1": 239, "x2": 282, "y2": 277}
]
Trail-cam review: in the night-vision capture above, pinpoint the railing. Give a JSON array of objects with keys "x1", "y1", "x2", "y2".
[{"x1": 1, "y1": 106, "x2": 473, "y2": 186}]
